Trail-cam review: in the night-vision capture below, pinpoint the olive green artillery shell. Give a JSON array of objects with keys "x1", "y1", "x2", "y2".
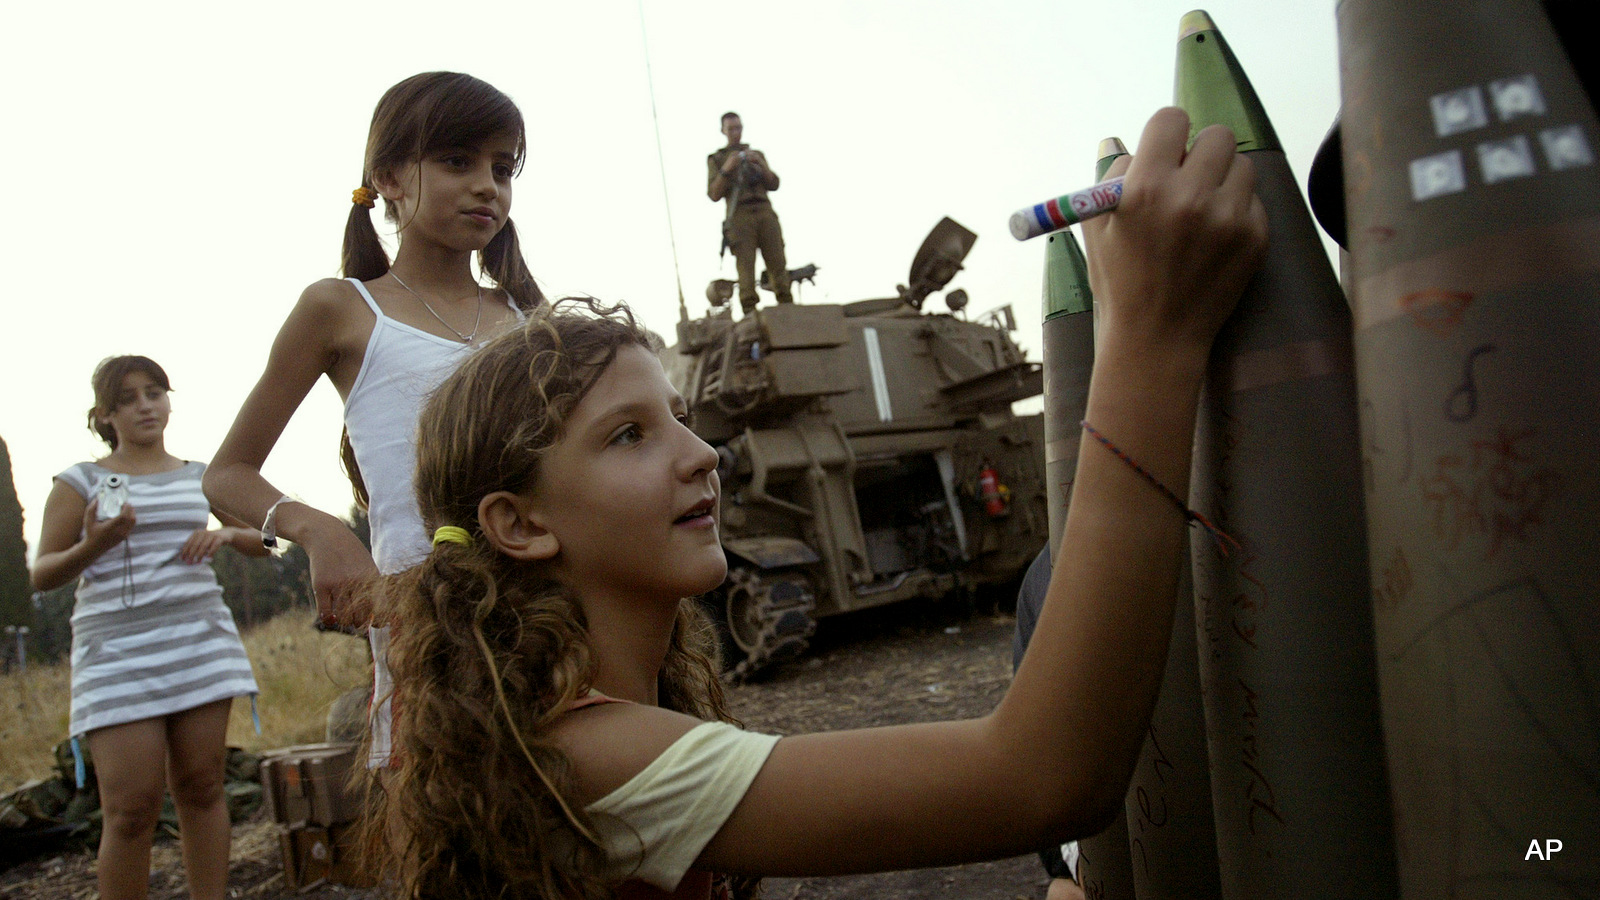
[{"x1": 1340, "y1": 0, "x2": 1600, "y2": 895}]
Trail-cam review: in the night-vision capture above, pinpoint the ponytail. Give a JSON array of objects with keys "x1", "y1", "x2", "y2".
[
  {"x1": 349, "y1": 72, "x2": 540, "y2": 301},
  {"x1": 481, "y1": 218, "x2": 546, "y2": 311},
  {"x1": 342, "y1": 180, "x2": 391, "y2": 282},
  {"x1": 341, "y1": 192, "x2": 540, "y2": 312},
  {"x1": 340, "y1": 180, "x2": 384, "y2": 507}
]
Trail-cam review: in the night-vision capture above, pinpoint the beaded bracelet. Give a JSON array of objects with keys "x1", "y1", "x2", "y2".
[{"x1": 1080, "y1": 420, "x2": 1240, "y2": 555}]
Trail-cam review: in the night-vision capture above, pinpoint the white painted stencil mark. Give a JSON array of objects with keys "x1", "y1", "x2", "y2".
[
  {"x1": 1477, "y1": 136, "x2": 1537, "y2": 184},
  {"x1": 1430, "y1": 86, "x2": 1489, "y2": 137},
  {"x1": 1489, "y1": 75, "x2": 1546, "y2": 122},
  {"x1": 1540, "y1": 125, "x2": 1595, "y2": 171},
  {"x1": 1410, "y1": 150, "x2": 1467, "y2": 201}
]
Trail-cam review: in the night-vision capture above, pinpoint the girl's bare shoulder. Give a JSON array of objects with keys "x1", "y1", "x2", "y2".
[
  {"x1": 547, "y1": 701, "x2": 705, "y2": 803},
  {"x1": 295, "y1": 277, "x2": 370, "y2": 320},
  {"x1": 256, "y1": 278, "x2": 378, "y2": 390},
  {"x1": 279, "y1": 278, "x2": 376, "y2": 348}
]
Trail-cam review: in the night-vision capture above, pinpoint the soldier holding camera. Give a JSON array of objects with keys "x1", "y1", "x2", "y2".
[{"x1": 708, "y1": 111, "x2": 792, "y2": 314}]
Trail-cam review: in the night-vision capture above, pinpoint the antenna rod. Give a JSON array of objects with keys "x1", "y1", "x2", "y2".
[{"x1": 636, "y1": 0, "x2": 689, "y2": 323}]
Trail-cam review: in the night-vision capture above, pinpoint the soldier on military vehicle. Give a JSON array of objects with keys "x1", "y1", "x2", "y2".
[{"x1": 708, "y1": 112, "x2": 792, "y2": 314}]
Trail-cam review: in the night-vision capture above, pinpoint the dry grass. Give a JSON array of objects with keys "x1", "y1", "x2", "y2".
[
  {"x1": 0, "y1": 654, "x2": 73, "y2": 791},
  {"x1": 0, "y1": 613, "x2": 371, "y2": 793}
]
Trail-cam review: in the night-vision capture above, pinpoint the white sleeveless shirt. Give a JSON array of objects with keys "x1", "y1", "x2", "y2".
[{"x1": 342, "y1": 278, "x2": 520, "y2": 574}]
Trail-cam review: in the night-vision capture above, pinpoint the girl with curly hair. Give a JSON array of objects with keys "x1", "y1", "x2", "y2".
[{"x1": 365, "y1": 107, "x2": 1266, "y2": 900}]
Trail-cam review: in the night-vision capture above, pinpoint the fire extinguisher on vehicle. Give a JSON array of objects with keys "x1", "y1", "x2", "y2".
[{"x1": 978, "y1": 463, "x2": 1010, "y2": 517}]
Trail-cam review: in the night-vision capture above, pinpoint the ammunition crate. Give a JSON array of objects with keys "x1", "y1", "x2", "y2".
[
  {"x1": 259, "y1": 742, "x2": 361, "y2": 827},
  {"x1": 278, "y1": 822, "x2": 372, "y2": 890}
]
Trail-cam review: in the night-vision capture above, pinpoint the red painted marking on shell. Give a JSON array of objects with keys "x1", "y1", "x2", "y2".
[
  {"x1": 1399, "y1": 289, "x2": 1473, "y2": 338},
  {"x1": 1420, "y1": 426, "x2": 1561, "y2": 557}
]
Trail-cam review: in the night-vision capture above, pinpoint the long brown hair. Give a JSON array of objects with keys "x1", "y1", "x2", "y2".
[
  {"x1": 87, "y1": 356, "x2": 171, "y2": 449},
  {"x1": 359, "y1": 298, "x2": 752, "y2": 900},
  {"x1": 339, "y1": 72, "x2": 547, "y2": 509}
]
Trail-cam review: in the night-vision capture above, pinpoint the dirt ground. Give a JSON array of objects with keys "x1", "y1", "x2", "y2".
[{"x1": 0, "y1": 599, "x2": 1049, "y2": 900}]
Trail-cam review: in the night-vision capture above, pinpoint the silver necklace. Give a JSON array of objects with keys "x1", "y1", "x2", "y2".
[{"x1": 389, "y1": 271, "x2": 484, "y2": 343}]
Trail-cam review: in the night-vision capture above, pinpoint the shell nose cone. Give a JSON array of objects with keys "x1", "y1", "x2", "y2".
[
  {"x1": 1096, "y1": 137, "x2": 1130, "y2": 181},
  {"x1": 1178, "y1": 9, "x2": 1216, "y2": 40},
  {"x1": 1096, "y1": 137, "x2": 1128, "y2": 160}
]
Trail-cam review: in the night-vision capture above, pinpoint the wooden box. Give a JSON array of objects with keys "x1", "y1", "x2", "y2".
[
  {"x1": 259, "y1": 742, "x2": 361, "y2": 827},
  {"x1": 278, "y1": 822, "x2": 372, "y2": 890}
]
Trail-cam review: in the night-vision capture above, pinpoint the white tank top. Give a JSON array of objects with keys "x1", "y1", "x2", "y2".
[{"x1": 342, "y1": 278, "x2": 520, "y2": 574}]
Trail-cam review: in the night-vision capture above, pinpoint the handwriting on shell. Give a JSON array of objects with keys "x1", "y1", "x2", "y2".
[
  {"x1": 1239, "y1": 678, "x2": 1286, "y2": 835},
  {"x1": 1130, "y1": 725, "x2": 1176, "y2": 875},
  {"x1": 1375, "y1": 546, "x2": 1413, "y2": 613},
  {"x1": 1420, "y1": 425, "x2": 1562, "y2": 557},
  {"x1": 1445, "y1": 343, "x2": 1496, "y2": 423}
]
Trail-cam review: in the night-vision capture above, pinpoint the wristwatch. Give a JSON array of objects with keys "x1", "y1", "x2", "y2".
[{"x1": 260, "y1": 494, "x2": 297, "y2": 553}]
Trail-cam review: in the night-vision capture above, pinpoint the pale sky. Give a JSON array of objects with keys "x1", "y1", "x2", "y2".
[{"x1": 1, "y1": 1, "x2": 1340, "y2": 559}]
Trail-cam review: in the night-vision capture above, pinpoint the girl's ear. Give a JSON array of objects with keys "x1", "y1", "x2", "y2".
[
  {"x1": 372, "y1": 166, "x2": 407, "y2": 204},
  {"x1": 478, "y1": 491, "x2": 559, "y2": 561}
]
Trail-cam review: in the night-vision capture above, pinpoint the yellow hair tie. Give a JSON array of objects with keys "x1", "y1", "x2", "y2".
[
  {"x1": 432, "y1": 526, "x2": 472, "y2": 547},
  {"x1": 352, "y1": 186, "x2": 378, "y2": 209}
]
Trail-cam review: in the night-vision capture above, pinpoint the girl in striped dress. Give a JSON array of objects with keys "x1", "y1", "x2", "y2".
[{"x1": 31, "y1": 355, "x2": 266, "y2": 900}]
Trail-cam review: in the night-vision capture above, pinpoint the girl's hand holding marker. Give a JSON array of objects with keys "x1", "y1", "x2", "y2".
[
  {"x1": 1082, "y1": 108, "x2": 1268, "y2": 358},
  {"x1": 1011, "y1": 107, "x2": 1268, "y2": 256},
  {"x1": 347, "y1": 104, "x2": 1269, "y2": 900}
]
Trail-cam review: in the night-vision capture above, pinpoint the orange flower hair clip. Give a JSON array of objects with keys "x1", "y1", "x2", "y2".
[{"x1": 352, "y1": 186, "x2": 378, "y2": 209}]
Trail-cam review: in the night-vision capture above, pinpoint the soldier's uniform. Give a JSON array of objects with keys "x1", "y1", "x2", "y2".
[{"x1": 709, "y1": 144, "x2": 792, "y2": 313}]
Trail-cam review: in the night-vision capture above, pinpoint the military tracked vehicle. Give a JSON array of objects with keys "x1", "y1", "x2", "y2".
[{"x1": 664, "y1": 218, "x2": 1048, "y2": 677}]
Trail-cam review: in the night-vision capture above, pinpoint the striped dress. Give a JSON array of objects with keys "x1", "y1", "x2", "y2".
[{"x1": 57, "y1": 460, "x2": 258, "y2": 736}]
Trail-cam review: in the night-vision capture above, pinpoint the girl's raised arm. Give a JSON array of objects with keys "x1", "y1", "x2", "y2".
[
  {"x1": 558, "y1": 107, "x2": 1268, "y2": 877},
  {"x1": 203, "y1": 278, "x2": 378, "y2": 621},
  {"x1": 31, "y1": 480, "x2": 135, "y2": 592}
]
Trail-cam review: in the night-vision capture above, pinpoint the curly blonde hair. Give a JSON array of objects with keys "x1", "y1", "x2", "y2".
[{"x1": 356, "y1": 298, "x2": 754, "y2": 899}]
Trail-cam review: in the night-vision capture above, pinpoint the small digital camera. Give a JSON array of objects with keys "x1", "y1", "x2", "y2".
[{"x1": 96, "y1": 474, "x2": 129, "y2": 520}]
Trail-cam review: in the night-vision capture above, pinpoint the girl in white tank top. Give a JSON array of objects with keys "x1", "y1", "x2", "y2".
[{"x1": 202, "y1": 73, "x2": 544, "y2": 762}]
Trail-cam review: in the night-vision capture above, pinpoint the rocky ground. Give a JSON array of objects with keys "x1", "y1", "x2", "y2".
[{"x1": 0, "y1": 598, "x2": 1048, "y2": 900}]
